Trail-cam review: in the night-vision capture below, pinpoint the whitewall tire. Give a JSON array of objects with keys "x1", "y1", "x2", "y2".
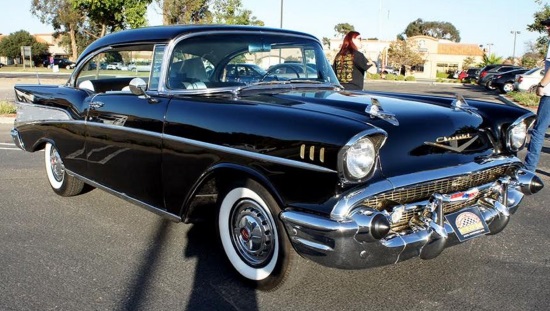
[{"x1": 44, "y1": 142, "x2": 84, "y2": 196}]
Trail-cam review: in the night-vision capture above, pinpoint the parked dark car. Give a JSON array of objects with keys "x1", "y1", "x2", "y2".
[
  {"x1": 477, "y1": 65, "x2": 524, "y2": 89},
  {"x1": 224, "y1": 63, "x2": 266, "y2": 84},
  {"x1": 465, "y1": 67, "x2": 481, "y2": 82},
  {"x1": 53, "y1": 58, "x2": 76, "y2": 70},
  {"x1": 489, "y1": 68, "x2": 529, "y2": 93},
  {"x1": 11, "y1": 25, "x2": 543, "y2": 291}
]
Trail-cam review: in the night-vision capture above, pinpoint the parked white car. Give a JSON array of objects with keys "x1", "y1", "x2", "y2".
[{"x1": 514, "y1": 67, "x2": 544, "y2": 92}]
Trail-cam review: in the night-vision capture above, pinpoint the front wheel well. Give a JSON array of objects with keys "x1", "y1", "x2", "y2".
[{"x1": 182, "y1": 165, "x2": 283, "y2": 224}]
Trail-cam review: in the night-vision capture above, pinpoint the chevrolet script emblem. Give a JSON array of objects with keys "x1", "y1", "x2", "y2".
[{"x1": 425, "y1": 133, "x2": 479, "y2": 153}]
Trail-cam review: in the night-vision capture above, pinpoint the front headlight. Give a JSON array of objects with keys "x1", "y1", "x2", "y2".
[
  {"x1": 338, "y1": 130, "x2": 387, "y2": 184},
  {"x1": 508, "y1": 121, "x2": 527, "y2": 151},
  {"x1": 344, "y1": 137, "x2": 376, "y2": 180},
  {"x1": 506, "y1": 114, "x2": 534, "y2": 152}
]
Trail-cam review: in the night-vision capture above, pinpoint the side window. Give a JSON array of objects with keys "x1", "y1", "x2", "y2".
[
  {"x1": 167, "y1": 53, "x2": 213, "y2": 89},
  {"x1": 76, "y1": 46, "x2": 155, "y2": 93}
]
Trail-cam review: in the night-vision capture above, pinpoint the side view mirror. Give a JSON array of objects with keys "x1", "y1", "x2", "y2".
[{"x1": 129, "y1": 78, "x2": 147, "y2": 96}]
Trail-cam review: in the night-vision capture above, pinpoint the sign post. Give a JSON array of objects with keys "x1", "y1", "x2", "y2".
[{"x1": 21, "y1": 46, "x2": 32, "y2": 68}]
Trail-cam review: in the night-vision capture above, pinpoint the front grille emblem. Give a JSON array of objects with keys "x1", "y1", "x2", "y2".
[{"x1": 425, "y1": 133, "x2": 479, "y2": 153}]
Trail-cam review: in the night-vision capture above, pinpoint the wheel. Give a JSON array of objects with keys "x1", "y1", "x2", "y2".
[
  {"x1": 502, "y1": 82, "x2": 514, "y2": 93},
  {"x1": 44, "y1": 142, "x2": 85, "y2": 196},
  {"x1": 486, "y1": 80, "x2": 496, "y2": 90},
  {"x1": 217, "y1": 179, "x2": 305, "y2": 290},
  {"x1": 528, "y1": 85, "x2": 537, "y2": 93}
]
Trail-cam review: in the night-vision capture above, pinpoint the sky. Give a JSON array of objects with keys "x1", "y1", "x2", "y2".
[{"x1": 0, "y1": 0, "x2": 545, "y2": 58}]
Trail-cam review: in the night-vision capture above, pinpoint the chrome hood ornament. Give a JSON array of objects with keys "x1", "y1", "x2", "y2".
[
  {"x1": 451, "y1": 94, "x2": 478, "y2": 114},
  {"x1": 365, "y1": 97, "x2": 399, "y2": 126}
]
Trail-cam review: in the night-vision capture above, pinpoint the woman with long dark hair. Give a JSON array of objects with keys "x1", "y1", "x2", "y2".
[{"x1": 333, "y1": 31, "x2": 374, "y2": 90}]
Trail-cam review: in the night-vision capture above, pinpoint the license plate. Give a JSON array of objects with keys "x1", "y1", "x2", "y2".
[{"x1": 445, "y1": 207, "x2": 489, "y2": 242}]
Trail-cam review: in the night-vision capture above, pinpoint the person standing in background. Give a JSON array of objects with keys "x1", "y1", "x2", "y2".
[
  {"x1": 333, "y1": 31, "x2": 375, "y2": 90},
  {"x1": 525, "y1": 17, "x2": 550, "y2": 172}
]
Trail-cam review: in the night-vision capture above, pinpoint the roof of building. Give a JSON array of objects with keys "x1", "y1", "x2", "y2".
[{"x1": 438, "y1": 43, "x2": 484, "y2": 56}]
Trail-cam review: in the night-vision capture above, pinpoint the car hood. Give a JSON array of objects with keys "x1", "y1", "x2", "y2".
[{"x1": 252, "y1": 89, "x2": 492, "y2": 177}]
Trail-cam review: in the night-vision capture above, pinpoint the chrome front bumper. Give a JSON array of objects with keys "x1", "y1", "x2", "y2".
[
  {"x1": 280, "y1": 165, "x2": 543, "y2": 269},
  {"x1": 10, "y1": 128, "x2": 25, "y2": 150}
]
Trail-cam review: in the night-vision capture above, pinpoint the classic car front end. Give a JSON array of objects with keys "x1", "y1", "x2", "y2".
[{"x1": 11, "y1": 25, "x2": 543, "y2": 290}]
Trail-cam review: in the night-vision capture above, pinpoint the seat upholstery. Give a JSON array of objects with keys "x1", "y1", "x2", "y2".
[{"x1": 168, "y1": 57, "x2": 207, "y2": 89}]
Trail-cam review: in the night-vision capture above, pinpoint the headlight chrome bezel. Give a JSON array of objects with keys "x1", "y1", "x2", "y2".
[
  {"x1": 506, "y1": 113, "x2": 536, "y2": 152},
  {"x1": 338, "y1": 129, "x2": 387, "y2": 184}
]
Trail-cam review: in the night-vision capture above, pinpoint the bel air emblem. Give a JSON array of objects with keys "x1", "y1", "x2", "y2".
[{"x1": 425, "y1": 133, "x2": 479, "y2": 153}]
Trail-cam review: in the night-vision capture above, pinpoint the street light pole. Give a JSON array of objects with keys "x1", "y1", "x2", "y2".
[
  {"x1": 511, "y1": 30, "x2": 520, "y2": 64},
  {"x1": 280, "y1": 0, "x2": 284, "y2": 28},
  {"x1": 486, "y1": 43, "x2": 493, "y2": 55}
]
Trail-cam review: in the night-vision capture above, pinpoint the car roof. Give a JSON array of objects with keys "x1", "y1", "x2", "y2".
[{"x1": 77, "y1": 25, "x2": 316, "y2": 64}]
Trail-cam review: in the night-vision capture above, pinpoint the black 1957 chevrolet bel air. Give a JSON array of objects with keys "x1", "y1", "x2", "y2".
[{"x1": 11, "y1": 25, "x2": 543, "y2": 290}]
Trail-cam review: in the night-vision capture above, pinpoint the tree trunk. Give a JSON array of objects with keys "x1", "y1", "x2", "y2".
[{"x1": 69, "y1": 24, "x2": 78, "y2": 61}]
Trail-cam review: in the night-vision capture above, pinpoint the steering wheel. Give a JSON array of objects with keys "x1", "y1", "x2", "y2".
[{"x1": 260, "y1": 65, "x2": 301, "y2": 82}]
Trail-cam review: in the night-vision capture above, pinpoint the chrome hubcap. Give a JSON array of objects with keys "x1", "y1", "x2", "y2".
[
  {"x1": 230, "y1": 199, "x2": 275, "y2": 267},
  {"x1": 49, "y1": 147, "x2": 64, "y2": 182}
]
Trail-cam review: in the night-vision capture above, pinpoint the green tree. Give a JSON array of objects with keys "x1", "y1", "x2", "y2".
[
  {"x1": 387, "y1": 40, "x2": 423, "y2": 71},
  {"x1": 72, "y1": 0, "x2": 152, "y2": 38},
  {"x1": 401, "y1": 18, "x2": 461, "y2": 42},
  {"x1": 0, "y1": 30, "x2": 49, "y2": 63},
  {"x1": 481, "y1": 53, "x2": 503, "y2": 66},
  {"x1": 527, "y1": 3, "x2": 550, "y2": 57},
  {"x1": 334, "y1": 23, "x2": 354, "y2": 37},
  {"x1": 322, "y1": 37, "x2": 331, "y2": 49},
  {"x1": 157, "y1": 0, "x2": 211, "y2": 24},
  {"x1": 211, "y1": 0, "x2": 264, "y2": 25},
  {"x1": 462, "y1": 56, "x2": 476, "y2": 69},
  {"x1": 31, "y1": 0, "x2": 83, "y2": 60}
]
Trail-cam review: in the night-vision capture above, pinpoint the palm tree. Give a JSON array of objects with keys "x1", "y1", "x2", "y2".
[{"x1": 481, "y1": 53, "x2": 503, "y2": 66}]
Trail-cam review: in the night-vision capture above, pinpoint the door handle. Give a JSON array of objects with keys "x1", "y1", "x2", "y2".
[{"x1": 90, "y1": 101, "x2": 104, "y2": 109}]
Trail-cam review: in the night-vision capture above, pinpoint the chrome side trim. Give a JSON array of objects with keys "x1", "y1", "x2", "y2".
[
  {"x1": 163, "y1": 133, "x2": 336, "y2": 174},
  {"x1": 67, "y1": 170, "x2": 181, "y2": 222},
  {"x1": 15, "y1": 101, "x2": 72, "y2": 124},
  {"x1": 330, "y1": 156, "x2": 523, "y2": 221}
]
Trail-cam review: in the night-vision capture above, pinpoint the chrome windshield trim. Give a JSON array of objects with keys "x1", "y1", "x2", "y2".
[
  {"x1": 330, "y1": 156, "x2": 523, "y2": 221},
  {"x1": 158, "y1": 29, "x2": 325, "y2": 94}
]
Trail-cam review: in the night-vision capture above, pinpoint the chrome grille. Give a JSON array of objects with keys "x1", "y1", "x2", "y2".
[{"x1": 362, "y1": 165, "x2": 512, "y2": 231}]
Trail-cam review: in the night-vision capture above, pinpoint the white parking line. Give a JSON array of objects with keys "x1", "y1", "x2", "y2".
[{"x1": 0, "y1": 142, "x2": 20, "y2": 150}]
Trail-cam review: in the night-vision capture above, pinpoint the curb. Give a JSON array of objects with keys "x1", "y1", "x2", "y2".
[{"x1": 0, "y1": 116, "x2": 15, "y2": 124}]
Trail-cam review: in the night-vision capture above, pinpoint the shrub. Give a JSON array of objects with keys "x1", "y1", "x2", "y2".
[
  {"x1": 506, "y1": 91, "x2": 539, "y2": 107},
  {"x1": 0, "y1": 101, "x2": 16, "y2": 115},
  {"x1": 404, "y1": 76, "x2": 416, "y2": 81},
  {"x1": 396, "y1": 75, "x2": 405, "y2": 81},
  {"x1": 367, "y1": 73, "x2": 381, "y2": 80},
  {"x1": 385, "y1": 73, "x2": 397, "y2": 80}
]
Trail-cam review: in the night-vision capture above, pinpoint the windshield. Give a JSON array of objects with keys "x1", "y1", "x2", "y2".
[{"x1": 166, "y1": 32, "x2": 339, "y2": 91}]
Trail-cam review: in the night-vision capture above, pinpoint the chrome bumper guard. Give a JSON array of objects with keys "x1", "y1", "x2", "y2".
[
  {"x1": 280, "y1": 168, "x2": 543, "y2": 269},
  {"x1": 10, "y1": 128, "x2": 25, "y2": 150}
]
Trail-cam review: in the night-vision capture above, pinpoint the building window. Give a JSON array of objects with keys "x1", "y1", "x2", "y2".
[{"x1": 436, "y1": 63, "x2": 458, "y2": 74}]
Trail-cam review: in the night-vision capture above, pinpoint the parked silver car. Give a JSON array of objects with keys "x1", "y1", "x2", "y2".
[{"x1": 514, "y1": 67, "x2": 544, "y2": 92}]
